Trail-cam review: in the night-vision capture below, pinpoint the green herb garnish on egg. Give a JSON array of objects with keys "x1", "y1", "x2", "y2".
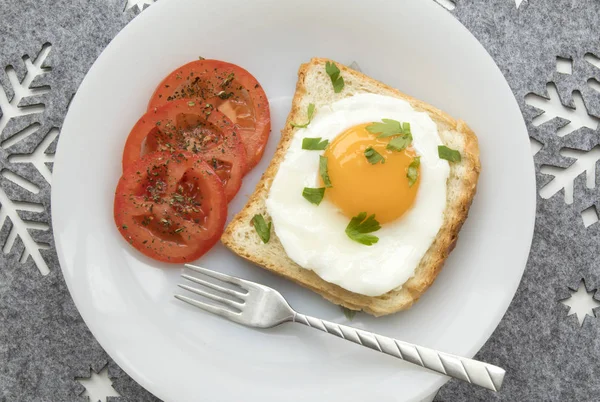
[
  {"x1": 302, "y1": 187, "x2": 326, "y2": 205},
  {"x1": 345, "y1": 212, "x2": 381, "y2": 246}
]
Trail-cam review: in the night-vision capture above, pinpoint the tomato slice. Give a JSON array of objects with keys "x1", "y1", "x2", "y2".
[
  {"x1": 114, "y1": 151, "x2": 227, "y2": 263},
  {"x1": 147, "y1": 59, "x2": 270, "y2": 170},
  {"x1": 122, "y1": 99, "x2": 247, "y2": 202}
]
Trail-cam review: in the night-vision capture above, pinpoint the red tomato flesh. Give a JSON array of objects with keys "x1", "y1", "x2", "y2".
[
  {"x1": 114, "y1": 151, "x2": 227, "y2": 263},
  {"x1": 122, "y1": 99, "x2": 247, "y2": 202},
  {"x1": 147, "y1": 59, "x2": 270, "y2": 170}
]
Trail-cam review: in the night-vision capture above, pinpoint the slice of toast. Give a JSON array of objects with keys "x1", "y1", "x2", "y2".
[{"x1": 221, "y1": 58, "x2": 480, "y2": 316}]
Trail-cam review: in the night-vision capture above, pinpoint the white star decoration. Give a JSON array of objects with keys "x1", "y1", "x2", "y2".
[
  {"x1": 560, "y1": 281, "x2": 600, "y2": 326},
  {"x1": 77, "y1": 365, "x2": 121, "y2": 402},
  {"x1": 515, "y1": 0, "x2": 527, "y2": 8}
]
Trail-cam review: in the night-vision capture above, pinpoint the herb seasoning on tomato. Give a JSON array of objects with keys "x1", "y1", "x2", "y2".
[
  {"x1": 147, "y1": 59, "x2": 270, "y2": 170},
  {"x1": 114, "y1": 151, "x2": 227, "y2": 263},
  {"x1": 122, "y1": 99, "x2": 247, "y2": 201}
]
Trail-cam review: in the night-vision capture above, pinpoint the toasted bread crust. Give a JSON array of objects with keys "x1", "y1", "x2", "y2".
[{"x1": 221, "y1": 58, "x2": 480, "y2": 316}]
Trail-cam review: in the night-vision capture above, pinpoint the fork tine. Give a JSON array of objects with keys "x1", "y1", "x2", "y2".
[
  {"x1": 175, "y1": 294, "x2": 241, "y2": 322},
  {"x1": 178, "y1": 284, "x2": 243, "y2": 310},
  {"x1": 181, "y1": 274, "x2": 246, "y2": 298},
  {"x1": 184, "y1": 264, "x2": 251, "y2": 288}
]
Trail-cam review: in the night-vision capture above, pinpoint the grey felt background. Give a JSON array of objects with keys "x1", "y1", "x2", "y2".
[{"x1": 1, "y1": 0, "x2": 599, "y2": 401}]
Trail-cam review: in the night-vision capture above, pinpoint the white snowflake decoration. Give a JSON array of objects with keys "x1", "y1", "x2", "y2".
[
  {"x1": 0, "y1": 44, "x2": 51, "y2": 136},
  {"x1": 527, "y1": 56, "x2": 600, "y2": 224},
  {"x1": 7, "y1": 127, "x2": 57, "y2": 184},
  {"x1": 538, "y1": 147, "x2": 600, "y2": 205},
  {"x1": 524, "y1": 82, "x2": 600, "y2": 138},
  {"x1": 0, "y1": 44, "x2": 55, "y2": 275},
  {"x1": 560, "y1": 280, "x2": 600, "y2": 326},
  {"x1": 77, "y1": 365, "x2": 121, "y2": 402},
  {"x1": 515, "y1": 0, "x2": 526, "y2": 8}
]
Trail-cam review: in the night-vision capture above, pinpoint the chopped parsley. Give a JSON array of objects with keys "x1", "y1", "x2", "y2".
[
  {"x1": 221, "y1": 73, "x2": 235, "y2": 87},
  {"x1": 302, "y1": 137, "x2": 329, "y2": 150},
  {"x1": 345, "y1": 212, "x2": 381, "y2": 246},
  {"x1": 366, "y1": 118, "x2": 413, "y2": 151},
  {"x1": 325, "y1": 61, "x2": 344, "y2": 93},
  {"x1": 407, "y1": 156, "x2": 420, "y2": 187},
  {"x1": 251, "y1": 214, "x2": 271, "y2": 244},
  {"x1": 291, "y1": 103, "x2": 316, "y2": 128},
  {"x1": 366, "y1": 119, "x2": 411, "y2": 138},
  {"x1": 302, "y1": 187, "x2": 326, "y2": 205},
  {"x1": 364, "y1": 147, "x2": 385, "y2": 164},
  {"x1": 217, "y1": 91, "x2": 233, "y2": 99},
  {"x1": 319, "y1": 155, "x2": 332, "y2": 187},
  {"x1": 387, "y1": 133, "x2": 413, "y2": 151},
  {"x1": 341, "y1": 306, "x2": 357, "y2": 320},
  {"x1": 438, "y1": 145, "x2": 461, "y2": 162}
]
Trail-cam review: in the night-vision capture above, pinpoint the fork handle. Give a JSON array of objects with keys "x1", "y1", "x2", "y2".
[{"x1": 292, "y1": 313, "x2": 505, "y2": 391}]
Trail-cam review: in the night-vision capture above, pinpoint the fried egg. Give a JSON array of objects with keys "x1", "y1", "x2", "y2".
[{"x1": 265, "y1": 93, "x2": 449, "y2": 296}]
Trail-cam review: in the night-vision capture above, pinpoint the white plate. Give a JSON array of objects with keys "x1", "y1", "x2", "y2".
[{"x1": 52, "y1": 0, "x2": 535, "y2": 401}]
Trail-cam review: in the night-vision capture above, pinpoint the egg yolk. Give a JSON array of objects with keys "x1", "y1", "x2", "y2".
[{"x1": 322, "y1": 123, "x2": 420, "y2": 224}]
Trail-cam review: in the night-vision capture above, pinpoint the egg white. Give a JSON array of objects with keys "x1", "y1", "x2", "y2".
[{"x1": 266, "y1": 93, "x2": 450, "y2": 296}]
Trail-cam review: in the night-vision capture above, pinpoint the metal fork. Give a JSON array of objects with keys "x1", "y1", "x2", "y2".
[{"x1": 175, "y1": 264, "x2": 505, "y2": 391}]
